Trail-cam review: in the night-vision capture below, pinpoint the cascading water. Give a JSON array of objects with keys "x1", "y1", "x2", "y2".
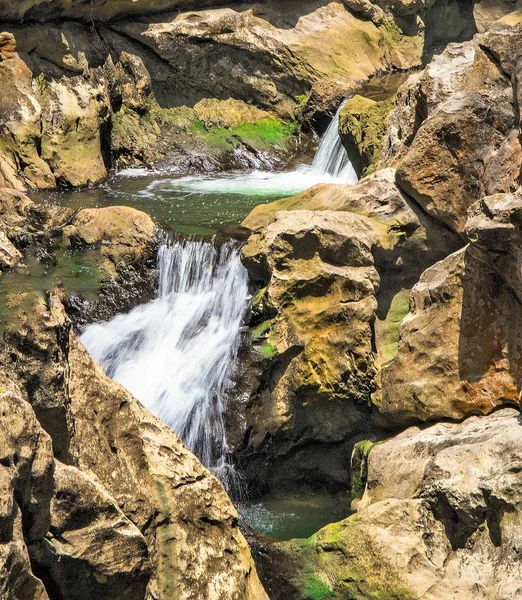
[
  {"x1": 310, "y1": 101, "x2": 358, "y2": 182},
  {"x1": 80, "y1": 238, "x2": 249, "y2": 491}
]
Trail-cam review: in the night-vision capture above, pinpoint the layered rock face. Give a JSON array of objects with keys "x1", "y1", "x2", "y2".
[
  {"x1": 266, "y1": 408, "x2": 522, "y2": 599},
  {"x1": 0, "y1": 0, "x2": 428, "y2": 191},
  {"x1": 239, "y1": 169, "x2": 460, "y2": 492}
]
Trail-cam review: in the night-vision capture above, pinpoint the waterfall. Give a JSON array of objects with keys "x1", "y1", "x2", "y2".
[
  {"x1": 310, "y1": 101, "x2": 358, "y2": 183},
  {"x1": 80, "y1": 238, "x2": 249, "y2": 490}
]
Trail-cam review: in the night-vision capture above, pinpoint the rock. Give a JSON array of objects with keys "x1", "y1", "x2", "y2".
[
  {"x1": 383, "y1": 34, "x2": 519, "y2": 234},
  {"x1": 0, "y1": 230, "x2": 21, "y2": 270},
  {"x1": 117, "y1": 3, "x2": 423, "y2": 119},
  {"x1": 473, "y1": 0, "x2": 522, "y2": 32},
  {"x1": 341, "y1": 0, "x2": 392, "y2": 25},
  {"x1": 239, "y1": 170, "x2": 461, "y2": 492},
  {"x1": 1, "y1": 293, "x2": 268, "y2": 600},
  {"x1": 34, "y1": 462, "x2": 151, "y2": 600},
  {"x1": 240, "y1": 209, "x2": 381, "y2": 493},
  {"x1": 269, "y1": 408, "x2": 522, "y2": 600},
  {"x1": 378, "y1": 247, "x2": 522, "y2": 426},
  {"x1": 466, "y1": 190, "x2": 522, "y2": 305},
  {"x1": 0, "y1": 385, "x2": 54, "y2": 600},
  {"x1": 0, "y1": 32, "x2": 16, "y2": 58},
  {"x1": 63, "y1": 206, "x2": 157, "y2": 273},
  {"x1": 338, "y1": 94, "x2": 395, "y2": 176}
]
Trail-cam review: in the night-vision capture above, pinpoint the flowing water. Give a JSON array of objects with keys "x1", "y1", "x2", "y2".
[
  {"x1": 80, "y1": 238, "x2": 249, "y2": 491},
  {"x1": 36, "y1": 101, "x2": 357, "y2": 234},
  {"x1": 310, "y1": 100, "x2": 358, "y2": 182}
]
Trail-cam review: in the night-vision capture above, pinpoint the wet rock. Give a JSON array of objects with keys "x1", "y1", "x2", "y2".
[
  {"x1": 273, "y1": 408, "x2": 522, "y2": 600},
  {"x1": 63, "y1": 206, "x2": 157, "y2": 274}
]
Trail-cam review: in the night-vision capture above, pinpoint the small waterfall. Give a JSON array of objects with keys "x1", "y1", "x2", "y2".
[
  {"x1": 81, "y1": 238, "x2": 249, "y2": 491},
  {"x1": 310, "y1": 101, "x2": 358, "y2": 183}
]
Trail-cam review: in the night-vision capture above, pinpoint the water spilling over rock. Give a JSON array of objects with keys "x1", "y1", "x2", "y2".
[
  {"x1": 311, "y1": 101, "x2": 358, "y2": 182},
  {"x1": 81, "y1": 238, "x2": 249, "y2": 490}
]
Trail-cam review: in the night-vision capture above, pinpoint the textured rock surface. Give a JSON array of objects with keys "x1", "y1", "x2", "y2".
[
  {"x1": 262, "y1": 408, "x2": 522, "y2": 600},
  {"x1": 383, "y1": 30, "x2": 522, "y2": 233},
  {"x1": 338, "y1": 94, "x2": 395, "y2": 176},
  {"x1": 0, "y1": 293, "x2": 268, "y2": 600},
  {"x1": 239, "y1": 170, "x2": 460, "y2": 492},
  {"x1": 0, "y1": 0, "x2": 427, "y2": 191},
  {"x1": 378, "y1": 245, "x2": 522, "y2": 426}
]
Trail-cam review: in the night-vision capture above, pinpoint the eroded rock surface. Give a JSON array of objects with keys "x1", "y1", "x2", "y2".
[
  {"x1": 239, "y1": 169, "x2": 461, "y2": 492},
  {"x1": 383, "y1": 27, "x2": 522, "y2": 233},
  {"x1": 263, "y1": 408, "x2": 522, "y2": 600},
  {"x1": 0, "y1": 293, "x2": 269, "y2": 600}
]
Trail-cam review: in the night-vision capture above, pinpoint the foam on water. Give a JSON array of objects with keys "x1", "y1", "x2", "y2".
[{"x1": 81, "y1": 239, "x2": 249, "y2": 490}]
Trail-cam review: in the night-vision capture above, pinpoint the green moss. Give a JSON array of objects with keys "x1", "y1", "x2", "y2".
[
  {"x1": 251, "y1": 319, "x2": 271, "y2": 341},
  {"x1": 375, "y1": 289, "x2": 411, "y2": 365},
  {"x1": 350, "y1": 440, "x2": 376, "y2": 500},
  {"x1": 233, "y1": 118, "x2": 296, "y2": 147},
  {"x1": 339, "y1": 95, "x2": 395, "y2": 176},
  {"x1": 303, "y1": 574, "x2": 334, "y2": 600},
  {"x1": 259, "y1": 341, "x2": 278, "y2": 359}
]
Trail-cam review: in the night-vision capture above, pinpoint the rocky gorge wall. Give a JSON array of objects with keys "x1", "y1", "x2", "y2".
[
  {"x1": 2, "y1": 0, "x2": 522, "y2": 599},
  {"x1": 236, "y1": 11, "x2": 522, "y2": 600}
]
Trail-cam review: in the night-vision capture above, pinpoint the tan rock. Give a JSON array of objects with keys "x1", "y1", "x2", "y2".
[
  {"x1": 279, "y1": 408, "x2": 522, "y2": 600},
  {"x1": 378, "y1": 247, "x2": 522, "y2": 425},
  {"x1": 64, "y1": 206, "x2": 157, "y2": 272},
  {"x1": 117, "y1": 3, "x2": 423, "y2": 118},
  {"x1": 0, "y1": 230, "x2": 21, "y2": 270},
  {"x1": 1, "y1": 294, "x2": 268, "y2": 600},
  {"x1": 37, "y1": 462, "x2": 151, "y2": 600},
  {"x1": 390, "y1": 38, "x2": 516, "y2": 233},
  {"x1": 338, "y1": 94, "x2": 395, "y2": 176}
]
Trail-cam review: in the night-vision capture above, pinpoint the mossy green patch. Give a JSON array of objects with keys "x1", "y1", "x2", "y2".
[
  {"x1": 350, "y1": 440, "x2": 377, "y2": 500},
  {"x1": 259, "y1": 340, "x2": 278, "y2": 359},
  {"x1": 303, "y1": 573, "x2": 334, "y2": 600},
  {"x1": 192, "y1": 116, "x2": 296, "y2": 150},
  {"x1": 375, "y1": 289, "x2": 411, "y2": 365},
  {"x1": 339, "y1": 94, "x2": 395, "y2": 176},
  {"x1": 251, "y1": 319, "x2": 271, "y2": 341}
]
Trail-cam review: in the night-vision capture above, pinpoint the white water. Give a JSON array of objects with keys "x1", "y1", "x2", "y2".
[
  {"x1": 119, "y1": 101, "x2": 358, "y2": 194},
  {"x1": 81, "y1": 239, "x2": 249, "y2": 489},
  {"x1": 310, "y1": 101, "x2": 358, "y2": 182}
]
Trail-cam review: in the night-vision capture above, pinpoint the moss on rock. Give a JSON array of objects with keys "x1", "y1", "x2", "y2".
[{"x1": 339, "y1": 94, "x2": 396, "y2": 176}]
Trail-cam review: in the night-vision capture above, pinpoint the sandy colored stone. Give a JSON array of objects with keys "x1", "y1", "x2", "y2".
[
  {"x1": 64, "y1": 206, "x2": 156, "y2": 271},
  {"x1": 378, "y1": 247, "x2": 522, "y2": 425},
  {"x1": 271, "y1": 408, "x2": 522, "y2": 600},
  {"x1": 390, "y1": 38, "x2": 516, "y2": 233},
  {"x1": 36, "y1": 462, "x2": 151, "y2": 600},
  {"x1": 1, "y1": 294, "x2": 268, "y2": 600}
]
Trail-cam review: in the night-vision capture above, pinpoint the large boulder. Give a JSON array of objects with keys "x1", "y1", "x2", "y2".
[
  {"x1": 383, "y1": 29, "x2": 522, "y2": 234},
  {"x1": 265, "y1": 408, "x2": 522, "y2": 600},
  {"x1": 116, "y1": 2, "x2": 423, "y2": 119},
  {"x1": 0, "y1": 293, "x2": 268, "y2": 600},
  {"x1": 378, "y1": 246, "x2": 522, "y2": 426},
  {"x1": 239, "y1": 170, "x2": 461, "y2": 493}
]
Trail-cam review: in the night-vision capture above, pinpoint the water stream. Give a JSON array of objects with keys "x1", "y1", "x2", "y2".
[
  {"x1": 81, "y1": 238, "x2": 249, "y2": 490},
  {"x1": 74, "y1": 104, "x2": 357, "y2": 528}
]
